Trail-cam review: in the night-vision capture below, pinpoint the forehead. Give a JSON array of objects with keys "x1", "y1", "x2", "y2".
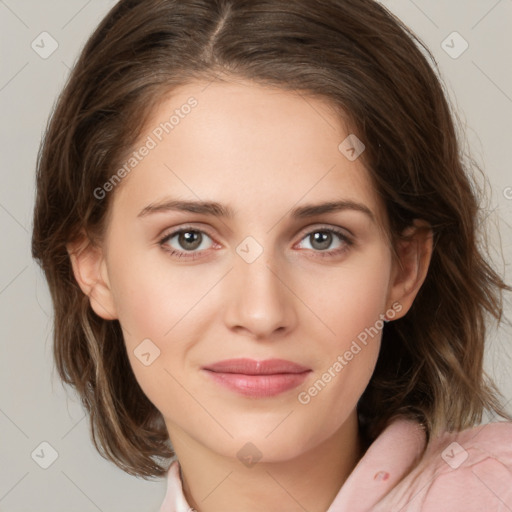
[{"x1": 109, "y1": 78, "x2": 387, "y2": 230}]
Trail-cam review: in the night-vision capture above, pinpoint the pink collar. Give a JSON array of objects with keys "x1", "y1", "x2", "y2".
[{"x1": 159, "y1": 418, "x2": 427, "y2": 512}]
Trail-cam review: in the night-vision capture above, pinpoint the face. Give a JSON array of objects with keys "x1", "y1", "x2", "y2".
[{"x1": 84, "y1": 78, "x2": 409, "y2": 463}]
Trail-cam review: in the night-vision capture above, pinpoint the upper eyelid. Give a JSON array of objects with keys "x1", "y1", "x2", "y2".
[{"x1": 297, "y1": 224, "x2": 353, "y2": 239}]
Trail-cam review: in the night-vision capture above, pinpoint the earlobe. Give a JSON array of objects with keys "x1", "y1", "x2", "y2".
[
  {"x1": 386, "y1": 220, "x2": 434, "y2": 320},
  {"x1": 66, "y1": 234, "x2": 118, "y2": 320}
]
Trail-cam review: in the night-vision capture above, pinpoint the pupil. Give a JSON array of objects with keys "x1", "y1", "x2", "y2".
[
  {"x1": 180, "y1": 231, "x2": 201, "y2": 250},
  {"x1": 312, "y1": 231, "x2": 331, "y2": 250}
]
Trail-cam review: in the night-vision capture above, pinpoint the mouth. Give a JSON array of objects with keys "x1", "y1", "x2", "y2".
[{"x1": 201, "y1": 358, "x2": 312, "y2": 397}]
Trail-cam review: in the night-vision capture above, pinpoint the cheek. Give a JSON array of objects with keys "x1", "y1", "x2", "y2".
[
  {"x1": 106, "y1": 235, "x2": 216, "y2": 342},
  {"x1": 293, "y1": 247, "x2": 391, "y2": 415},
  {"x1": 303, "y1": 245, "x2": 392, "y2": 350},
  {"x1": 104, "y1": 238, "x2": 220, "y2": 413}
]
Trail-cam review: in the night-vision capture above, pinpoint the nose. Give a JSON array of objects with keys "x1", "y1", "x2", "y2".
[{"x1": 223, "y1": 247, "x2": 297, "y2": 340}]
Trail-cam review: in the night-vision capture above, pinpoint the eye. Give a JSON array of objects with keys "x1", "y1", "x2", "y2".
[
  {"x1": 158, "y1": 225, "x2": 353, "y2": 261},
  {"x1": 158, "y1": 227, "x2": 215, "y2": 259},
  {"x1": 295, "y1": 227, "x2": 353, "y2": 258}
]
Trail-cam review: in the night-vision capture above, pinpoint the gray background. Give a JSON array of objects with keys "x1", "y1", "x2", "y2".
[{"x1": 1, "y1": 1, "x2": 511, "y2": 511}]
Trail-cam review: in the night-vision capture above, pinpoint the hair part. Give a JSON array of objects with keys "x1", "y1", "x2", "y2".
[{"x1": 32, "y1": 0, "x2": 511, "y2": 478}]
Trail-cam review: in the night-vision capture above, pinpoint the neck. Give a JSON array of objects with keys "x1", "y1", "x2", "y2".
[{"x1": 169, "y1": 411, "x2": 363, "y2": 512}]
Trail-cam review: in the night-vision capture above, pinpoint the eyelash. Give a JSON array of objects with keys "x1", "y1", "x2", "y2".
[{"x1": 158, "y1": 225, "x2": 353, "y2": 261}]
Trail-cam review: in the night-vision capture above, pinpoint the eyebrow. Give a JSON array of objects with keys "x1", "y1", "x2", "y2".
[{"x1": 137, "y1": 198, "x2": 374, "y2": 222}]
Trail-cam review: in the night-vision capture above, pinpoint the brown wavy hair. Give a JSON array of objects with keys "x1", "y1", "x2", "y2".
[{"x1": 31, "y1": 0, "x2": 511, "y2": 478}]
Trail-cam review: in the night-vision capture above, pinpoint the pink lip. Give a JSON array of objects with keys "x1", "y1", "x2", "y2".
[{"x1": 201, "y1": 358, "x2": 312, "y2": 397}]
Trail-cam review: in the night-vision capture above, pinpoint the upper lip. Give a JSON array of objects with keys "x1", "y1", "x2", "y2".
[{"x1": 202, "y1": 358, "x2": 311, "y2": 375}]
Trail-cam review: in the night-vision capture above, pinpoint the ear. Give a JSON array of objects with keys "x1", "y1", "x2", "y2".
[
  {"x1": 66, "y1": 233, "x2": 118, "y2": 320},
  {"x1": 385, "y1": 219, "x2": 433, "y2": 320}
]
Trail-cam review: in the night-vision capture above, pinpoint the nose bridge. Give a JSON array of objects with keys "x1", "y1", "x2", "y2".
[{"x1": 223, "y1": 236, "x2": 295, "y2": 338}]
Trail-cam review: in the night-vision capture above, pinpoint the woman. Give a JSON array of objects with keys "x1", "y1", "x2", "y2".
[{"x1": 31, "y1": 0, "x2": 512, "y2": 510}]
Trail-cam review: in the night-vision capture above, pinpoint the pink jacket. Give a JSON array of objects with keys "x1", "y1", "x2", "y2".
[{"x1": 159, "y1": 418, "x2": 512, "y2": 511}]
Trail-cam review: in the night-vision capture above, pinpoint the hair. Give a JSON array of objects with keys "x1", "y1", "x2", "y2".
[{"x1": 31, "y1": 0, "x2": 511, "y2": 479}]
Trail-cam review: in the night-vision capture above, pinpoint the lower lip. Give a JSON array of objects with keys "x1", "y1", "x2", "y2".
[{"x1": 202, "y1": 370, "x2": 311, "y2": 397}]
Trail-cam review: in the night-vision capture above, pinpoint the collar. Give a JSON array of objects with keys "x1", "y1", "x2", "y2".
[
  {"x1": 159, "y1": 418, "x2": 427, "y2": 512},
  {"x1": 326, "y1": 418, "x2": 426, "y2": 510}
]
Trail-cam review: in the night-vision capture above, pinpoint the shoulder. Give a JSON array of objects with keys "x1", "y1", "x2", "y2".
[
  {"x1": 429, "y1": 420, "x2": 512, "y2": 461},
  {"x1": 392, "y1": 421, "x2": 512, "y2": 511}
]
